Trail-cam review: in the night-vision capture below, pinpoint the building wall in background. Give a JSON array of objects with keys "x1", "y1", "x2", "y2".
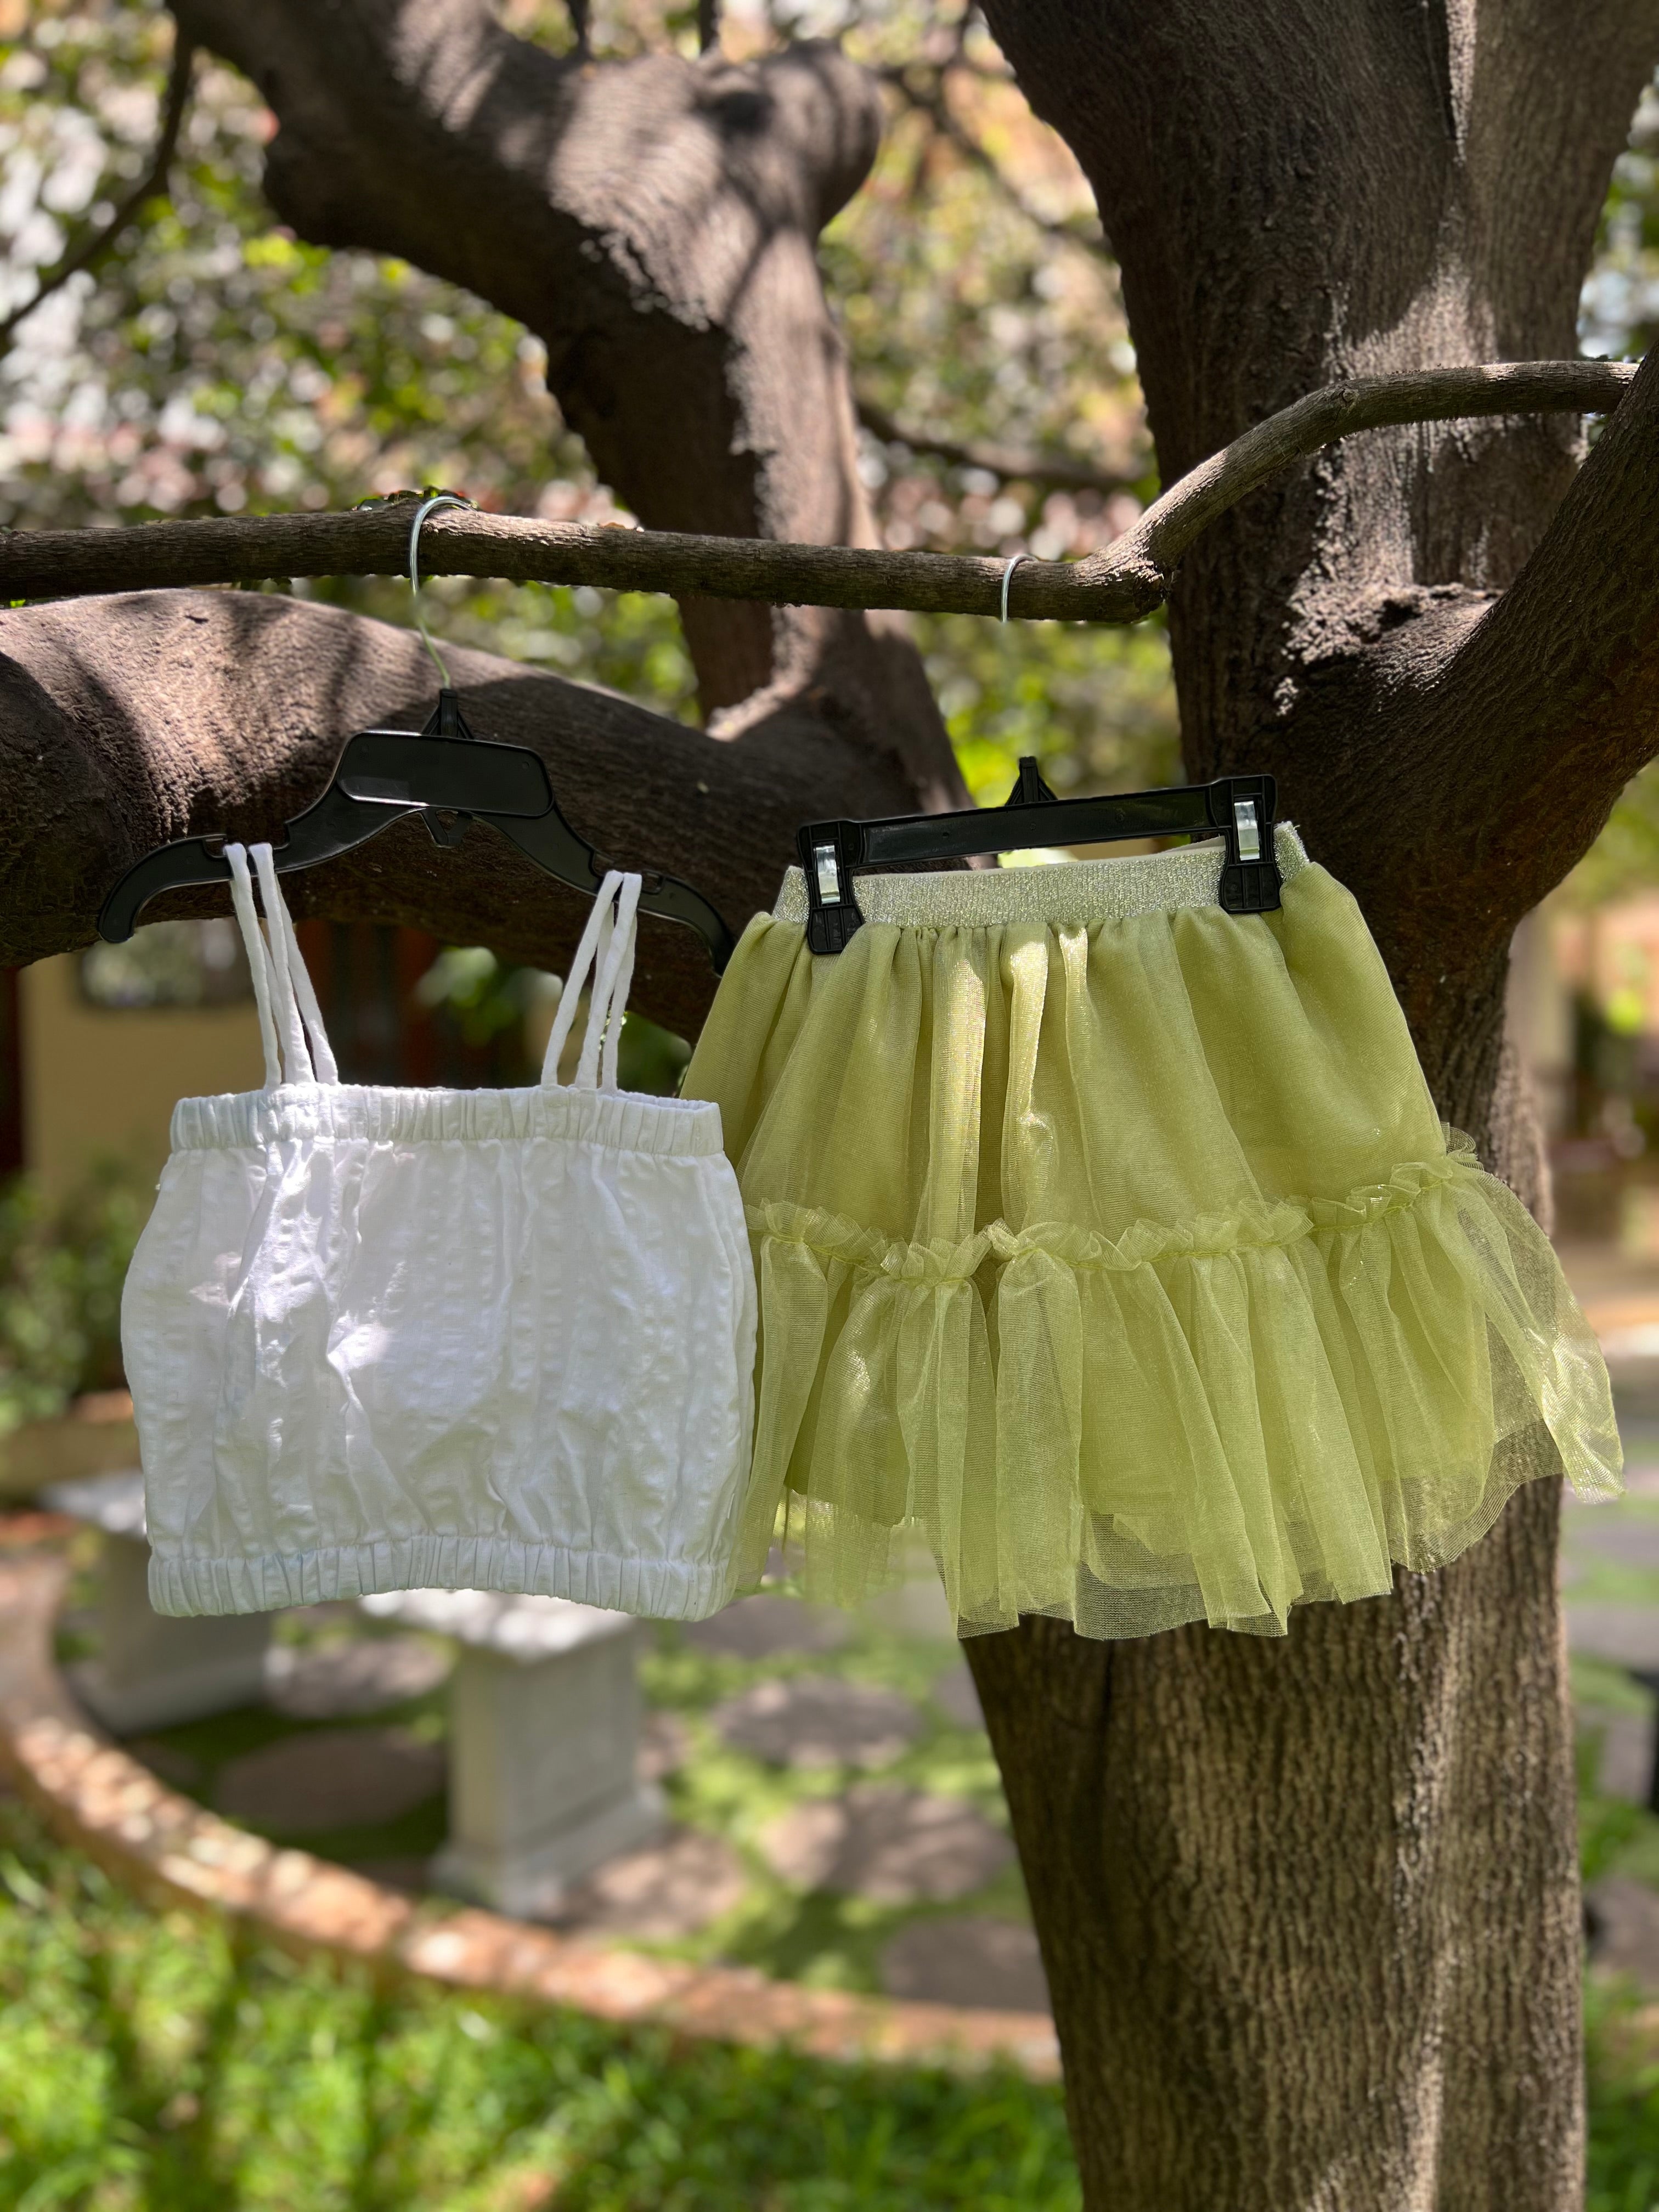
[
  {"x1": 1509, "y1": 910, "x2": 1575, "y2": 1138},
  {"x1": 19, "y1": 954, "x2": 263, "y2": 1200},
  {"x1": 0, "y1": 969, "x2": 22, "y2": 1180}
]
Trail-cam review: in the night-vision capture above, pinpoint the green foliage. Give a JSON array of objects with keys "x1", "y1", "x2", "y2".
[
  {"x1": 1584, "y1": 82, "x2": 1659, "y2": 365},
  {"x1": 1589, "y1": 1977, "x2": 1659, "y2": 2212},
  {"x1": 1565, "y1": 768, "x2": 1659, "y2": 910},
  {"x1": 1583, "y1": 1782, "x2": 1650, "y2": 1892},
  {"x1": 0, "y1": 5, "x2": 567, "y2": 528},
  {"x1": 0, "y1": 1793, "x2": 1078, "y2": 2211},
  {"x1": 915, "y1": 609, "x2": 1177, "y2": 804},
  {"x1": 407, "y1": 578, "x2": 699, "y2": 732},
  {"x1": 0, "y1": 1167, "x2": 145, "y2": 1434},
  {"x1": 1562, "y1": 80, "x2": 1659, "y2": 907},
  {"x1": 414, "y1": 946, "x2": 690, "y2": 1093},
  {"x1": 1580, "y1": 1714, "x2": 1659, "y2": 2211},
  {"x1": 820, "y1": 19, "x2": 1147, "y2": 555},
  {"x1": 617, "y1": 1011, "x2": 693, "y2": 1096},
  {"x1": 414, "y1": 946, "x2": 555, "y2": 1051}
]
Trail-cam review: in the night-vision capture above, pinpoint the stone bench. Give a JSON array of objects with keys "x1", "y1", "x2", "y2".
[
  {"x1": 360, "y1": 1587, "x2": 664, "y2": 1919},
  {"x1": 40, "y1": 1469, "x2": 273, "y2": 1732},
  {"x1": 42, "y1": 1474, "x2": 663, "y2": 1920}
]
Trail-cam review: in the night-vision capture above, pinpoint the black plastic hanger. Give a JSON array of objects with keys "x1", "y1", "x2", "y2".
[
  {"x1": 98, "y1": 687, "x2": 736, "y2": 968},
  {"x1": 98, "y1": 494, "x2": 736, "y2": 970},
  {"x1": 797, "y1": 759, "x2": 1280, "y2": 953}
]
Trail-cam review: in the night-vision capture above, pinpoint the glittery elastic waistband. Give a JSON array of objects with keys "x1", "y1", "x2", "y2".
[{"x1": 772, "y1": 823, "x2": 1310, "y2": 929}]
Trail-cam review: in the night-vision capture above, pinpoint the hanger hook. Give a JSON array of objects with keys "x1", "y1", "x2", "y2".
[
  {"x1": 407, "y1": 491, "x2": 474, "y2": 689},
  {"x1": 1000, "y1": 551, "x2": 1028, "y2": 624}
]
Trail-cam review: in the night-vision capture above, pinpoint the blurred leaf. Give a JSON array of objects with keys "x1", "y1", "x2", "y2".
[{"x1": 0, "y1": 1163, "x2": 146, "y2": 1430}]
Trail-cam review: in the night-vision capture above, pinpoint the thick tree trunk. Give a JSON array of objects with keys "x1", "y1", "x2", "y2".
[
  {"x1": 968, "y1": 1486, "x2": 1574, "y2": 2210},
  {"x1": 171, "y1": 0, "x2": 963, "y2": 800},
  {"x1": 961, "y1": 4, "x2": 1659, "y2": 2204}
]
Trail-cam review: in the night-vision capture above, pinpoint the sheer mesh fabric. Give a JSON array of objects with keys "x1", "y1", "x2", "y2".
[{"x1": 686, "y1": 835, "x2": 1620, "y2": 1640}]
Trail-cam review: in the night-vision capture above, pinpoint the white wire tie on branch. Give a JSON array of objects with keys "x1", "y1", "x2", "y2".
[
  {"x1": 1000, "y1": 551, "x2": 1029, "y2": 624},
  {"x1": 407, "y1": 491, "x2": 475, "y2": 688}
]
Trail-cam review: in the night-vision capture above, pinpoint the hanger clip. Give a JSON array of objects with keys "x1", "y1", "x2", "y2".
[
  {"x1": 796, "y1": 820, "x2": 868, "y2": 954},
  {"x1": 1209, "y1": 775, "x2": 1281, "y2": 915},
  {"x1": 419, "y1": 688, "x2": 473, "y2": 743}
]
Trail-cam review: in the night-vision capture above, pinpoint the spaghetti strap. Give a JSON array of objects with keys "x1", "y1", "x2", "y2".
[
  {"x1": 222, "y1": 843, "x2": 337, "y2": 1089},
  {"x1": 224, "y1": 844, "x2": 282, "y2": 1090},
  {"x1": 541, "y1": 872, "x2": 642, "y2": 1092},
  {"x1": 579, "y1": 873, "x2": 641, "y2": 1093},
  {"x1": 251, "y1": 844, "x2": 314, "y2": 1086}
]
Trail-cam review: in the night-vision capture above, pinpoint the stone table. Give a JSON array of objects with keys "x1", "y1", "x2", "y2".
[
  {"x1": 42, "y1": 1469, "x2": 272, "y2": 1732},
  {"x1": 362, "y1": 1587, "x2": 663, "y2": 1920}
]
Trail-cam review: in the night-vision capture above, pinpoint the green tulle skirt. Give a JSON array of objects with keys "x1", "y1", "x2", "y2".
[{"x1": 684, "y1": 828, "x2": 1620, "y2": 1639}]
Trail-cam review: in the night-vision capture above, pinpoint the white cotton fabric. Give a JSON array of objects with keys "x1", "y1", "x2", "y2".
[{"x1": 122, "y1": 845, "x2": 758, "y2": 1621}]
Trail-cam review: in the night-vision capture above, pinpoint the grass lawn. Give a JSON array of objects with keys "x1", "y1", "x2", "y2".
[
  {"x1": 0, "y1": 1786, "x2": 1656, "y2": 2208},
  {"x1": 0, "y1": 1795, "x2": 1075, "y2": 2211},
  {"x1": 1590, "y1": 1973, "x2": 1659, "y2": 2212}
]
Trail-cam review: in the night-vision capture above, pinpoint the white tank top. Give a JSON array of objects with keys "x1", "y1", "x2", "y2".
[{"x1": 122, "y1": 844, "x2": 757, "y2": 1621}]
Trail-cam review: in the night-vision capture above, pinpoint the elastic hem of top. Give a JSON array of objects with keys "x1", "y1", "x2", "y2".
[
  {"x1": 147, "y1": 1536, "x2": 737, "y2": 1621},
  {"x1": 771, "y1": 821, "x2": 1310, "y2": 928},
  {"x1": 169, "y1": 1080, "x2": 724, "y2": 1158}
]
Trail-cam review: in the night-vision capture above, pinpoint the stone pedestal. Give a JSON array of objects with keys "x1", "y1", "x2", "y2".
[
  {"x1": 42, "y1": 1471, "x2": 272, "y2": 1732},
  {"x1": 362, "y1": 1588, "x2": 664, "y2": 1919}
]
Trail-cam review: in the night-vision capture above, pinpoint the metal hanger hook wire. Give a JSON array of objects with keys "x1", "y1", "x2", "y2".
[
  {"x1": 407, "y1": 491, "x2": 474, "y2": 688},
  {"x1": 999, "y1": 551, "x2": 1028, "y2": 623}
]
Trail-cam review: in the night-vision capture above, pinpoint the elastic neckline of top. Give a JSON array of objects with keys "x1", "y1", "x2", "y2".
[{"x1": 168, "y1": 1081, "x2": 724, "y2": 1158}]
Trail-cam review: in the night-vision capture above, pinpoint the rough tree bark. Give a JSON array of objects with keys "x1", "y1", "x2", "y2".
[
  {"x1": 5, "y1": 3, "x2": 1659, "y2": 2205},
  {"x1": 171, "y1": 0, "x2": 961, "y2": 780},
  {"x1": 962, "y1": 4, "x2": 1659, "y2": 2206}
]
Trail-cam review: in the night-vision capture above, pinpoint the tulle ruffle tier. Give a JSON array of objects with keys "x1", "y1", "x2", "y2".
[{"x1": 738, "y1": 1139, "x2": 1618, "y2": 1637}]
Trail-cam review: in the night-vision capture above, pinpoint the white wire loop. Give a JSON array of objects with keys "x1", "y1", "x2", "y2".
[
  {"x1": 407, "y1": 492, "x2": 474, "y2": 687},
  {"x1": 999, "y1": 551, "x2": 1028, "y2": 623}
]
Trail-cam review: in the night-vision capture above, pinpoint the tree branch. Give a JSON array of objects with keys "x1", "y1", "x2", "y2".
[
  {"x1": 0, "y1": 360, "x2": 1634, "y2": 619},
  {"x1": 0, "y1": 504, "x2": 1158, "y2": 621},
  {"x1": 1380, "y1": 342, "x2": 1659, "y2": 940},
  {"x1": 0, "y1": 35, "x2": 197, "y2": 357},
  {"x1": 854, "y1": 394, "x2": 1141, "y2": 498},
  {"x1": 1104, "y1": 358, "x2": 1637, "y2": 580}
]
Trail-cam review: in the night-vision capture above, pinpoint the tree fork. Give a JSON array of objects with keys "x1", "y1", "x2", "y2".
[{"x1": 968, "y1": 1, "x2": 1659, "y2": 2202}]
